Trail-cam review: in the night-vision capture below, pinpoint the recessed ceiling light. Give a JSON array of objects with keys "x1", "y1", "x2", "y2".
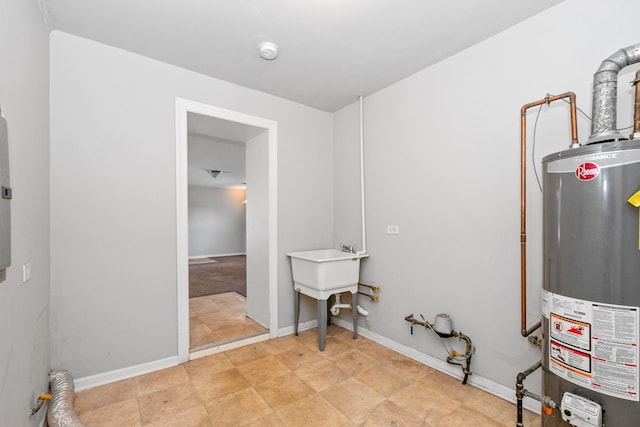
[{"x1": 258, "y1": 42, "x2": 278, "y2": 60}]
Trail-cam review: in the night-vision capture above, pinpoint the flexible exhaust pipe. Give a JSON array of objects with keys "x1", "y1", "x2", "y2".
[
  {"x1": 588, "y1": 43, "x2": 640, "y2": 144},
  {"x1": 47, "y1": 370, "x2": 85, "y2": 427}
]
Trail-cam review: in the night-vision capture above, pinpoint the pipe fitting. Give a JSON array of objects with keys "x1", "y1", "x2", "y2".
[
  {"x1": 330, "y1": 293, "x2": 352, "y2": 316},
  {"x1": 515, "y1": 360, "x2": 542, "y2": 427},
  {"x1": 357, "y1": 305, "x2": 369, "y2": 316}
]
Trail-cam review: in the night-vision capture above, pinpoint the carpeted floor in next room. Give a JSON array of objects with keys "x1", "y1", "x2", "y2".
[{"x1": 189, "y1": 255, "x2": 246, "y2": 298}]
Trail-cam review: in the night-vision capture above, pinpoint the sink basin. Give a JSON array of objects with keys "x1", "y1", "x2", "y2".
[{"x1": 287, "y1": 249, "x2": 368, "y2": 300}]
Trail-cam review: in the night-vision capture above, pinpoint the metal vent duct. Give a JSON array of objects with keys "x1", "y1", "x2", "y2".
[{"x1": 588, "y1": 43, "x2": 640, "y2": 144}]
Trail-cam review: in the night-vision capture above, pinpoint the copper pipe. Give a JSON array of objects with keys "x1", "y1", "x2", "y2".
[
  {"x1": 519, "y1": 92, "x2": 578, "y2": 337},
  {"x1": 633, "y1": 71, "x2": 640, "y2": 138}
]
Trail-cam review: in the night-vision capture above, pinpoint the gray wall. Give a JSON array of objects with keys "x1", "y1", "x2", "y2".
[
  {"x1": 50, "y1": 31, "x2": 333, "y2": 378},
  {"x1": 46, "y1": 0, "x2": 640, "y2": 398},
  {"x1": 332, "y1": 0, "x2": 640, "y2": 392},
  {"x1": 0, "y1": 0, "x2": 50, "y2": 425},
  {"x1": 188, "y1": 186, "x2": 246, "y2": 257}
]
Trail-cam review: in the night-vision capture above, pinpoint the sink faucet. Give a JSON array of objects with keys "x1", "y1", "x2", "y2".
[{"x1": 340, "y1": 244, "x2": 355, "y2": 253}]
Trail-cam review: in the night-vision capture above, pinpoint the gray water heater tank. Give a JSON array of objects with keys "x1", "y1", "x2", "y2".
[{"x1": 542, "y1": 140, "x2": 640, "y2": 426}]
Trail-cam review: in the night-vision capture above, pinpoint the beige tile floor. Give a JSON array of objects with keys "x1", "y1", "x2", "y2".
[
  {"x1": 75, "y1": 325, "x2": 541, "y2": 426},
  {"x1": 190, "y1": 292, "x2": 268, "y2": 350}
]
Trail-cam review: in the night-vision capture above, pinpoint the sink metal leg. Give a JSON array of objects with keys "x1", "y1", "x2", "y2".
[
  {"x1": 352, "y1": 292, "x2": 358, "y2": 339},
  {"x1": 318, "y1": 298, "x2": 327, "y2": 351},
  {"x1": 294, "y1": 289, "x2": 300, "y2": 336}
]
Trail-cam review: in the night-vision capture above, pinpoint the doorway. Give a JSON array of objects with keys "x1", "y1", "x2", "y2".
[{"x1": 175, "y1": 98, "x2": 278, "y2": 363}]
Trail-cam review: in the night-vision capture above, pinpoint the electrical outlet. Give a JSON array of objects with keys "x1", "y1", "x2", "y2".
[
  {"x1": 22, "y1": 262, "x2": 31, "y2": 283},
  {"x1": 387, "y1": 225, "x2": 399, "y2": 235}
]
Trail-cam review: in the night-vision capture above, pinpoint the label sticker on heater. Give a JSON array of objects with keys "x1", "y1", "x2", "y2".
[
  {"x1": 550, "y1": 340, "x2": 591, "y2": 372},
  {"x1": 550, "y1": 313, "x2": 591, "y2": 351},
  {"x1": 541, "y1": 289, "x2": 551, "y2": 319},
  {"x1": 548, "y1": 292, "x2": 639, "y2": 401}
]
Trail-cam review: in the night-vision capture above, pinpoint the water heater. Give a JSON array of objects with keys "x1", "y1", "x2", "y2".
[{"x1": 541, "y1": 140, "x2": 640, "y2": 425}]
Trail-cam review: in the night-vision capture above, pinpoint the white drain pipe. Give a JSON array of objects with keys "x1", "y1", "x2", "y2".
[
  {"x1": 330, "y1": 293, "x2": 351, "y2": 316},
  {"x1": 330, "y1": 293, "x2": 369, "y2": 317}
]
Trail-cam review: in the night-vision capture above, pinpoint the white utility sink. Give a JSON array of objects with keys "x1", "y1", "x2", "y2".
[
  {"x1": 287, "y1": 249, "x2": 368, "y2": 300},
  {"x1": 287, "y1": 248, "x2": 368, "y2": 351}
]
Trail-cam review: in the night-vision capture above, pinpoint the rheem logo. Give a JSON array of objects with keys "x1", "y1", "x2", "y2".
[{"x1": 575, "y1": 162, "x2": 599, "y2": 181}]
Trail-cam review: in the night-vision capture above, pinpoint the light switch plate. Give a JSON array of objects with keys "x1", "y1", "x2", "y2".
[{"x1": 22, "y1": 262, "x2": 31, "y2": 283}]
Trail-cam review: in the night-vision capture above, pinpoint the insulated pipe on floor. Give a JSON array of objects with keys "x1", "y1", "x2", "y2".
[
  {"x1": 47, "y1": 370, "x2": 85, "y2": 427},
  {"x1": 519, "y1": 92, "x2": 578, "y2": 337}
]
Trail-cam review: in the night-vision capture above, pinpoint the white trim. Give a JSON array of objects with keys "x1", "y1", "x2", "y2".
[
  {"x1": 175, "y1": 98, "x2": 279, "y2": 363},
  {"x1": 245, "y1": 311, "x2": 268, "y2": 329},
  {"x1": 268, "y1": 123, "x2": 279, "y2": 339},
  {"x1": 277, "y1": 319, "x2": 318, "y2": 337},
  {"x1": 175, "y1": 99, "x2": 190, "y2": 362},
  {"x1": 331, "y1": 318, "x2": 541, "y2": 415},
  {"x1": 189, "y1": 333, "x2": 270, "y2": 360},
  {"x1": 74, "y1": 356, "x2": 179, "y2": 392},
  {"x1": 188, "y1": 252, "x2": 246, "y2": 259}
]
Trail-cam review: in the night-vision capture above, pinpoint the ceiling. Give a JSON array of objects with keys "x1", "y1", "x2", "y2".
[
  {"x1": 42, "y1": 0, "x2": 564, "y2": 112},
  {"x1": 187, "y1": 113, "x2": 264, "y2": 189}
]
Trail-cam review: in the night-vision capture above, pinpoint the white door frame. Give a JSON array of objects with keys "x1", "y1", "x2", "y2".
[{"x1": 175, "y1": 97, "x2": 278, "y2": 363}]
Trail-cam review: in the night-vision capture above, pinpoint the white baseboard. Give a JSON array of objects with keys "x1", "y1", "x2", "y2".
[
  {"x1": 331, "y1": 318, "x2": 541, "y2": 415},
  {"x1": 73, "y1": 318, "x2": 539, "y2": 416},
  {"x1": 74, "y1": 356, "x2": 179, "y2": 392},
  {"x1": 71, "y1": 319, "x2": 305, "y2": 392},
  {"x1": 190, "y1": 333, "x2": 270, "y2": 360},
  {"x1": 277, "y1": 319, "x2": 317, "y2": 337},
  {"x1": 245, "y1": 312, "x2": 269, "y2": 329},
  {"x1": 189, "y1": 252, "x2": 246, "y2": 259}
]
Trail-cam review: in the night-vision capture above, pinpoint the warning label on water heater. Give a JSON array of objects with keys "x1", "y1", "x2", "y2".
[{"x1": 547, "y1": 292, "x2": 639, "y2": 401}]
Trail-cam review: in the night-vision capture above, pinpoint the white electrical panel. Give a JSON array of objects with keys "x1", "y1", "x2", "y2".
[
  {"x1": 0, "y1": 114, "x2": 11, "y2": 275},
  {"x1": 560, "y1": 392, "x2": 602, "y2": 427}
]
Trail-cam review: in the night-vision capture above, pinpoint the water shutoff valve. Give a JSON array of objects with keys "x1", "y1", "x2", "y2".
[{"x1": 560, "y1": 392, "x2": 602, "y2": 427}]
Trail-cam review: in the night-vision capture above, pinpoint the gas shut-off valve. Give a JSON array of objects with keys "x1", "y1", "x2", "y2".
[{"x1": 560, "y1": 392, "x2": 602, "y2": 427}]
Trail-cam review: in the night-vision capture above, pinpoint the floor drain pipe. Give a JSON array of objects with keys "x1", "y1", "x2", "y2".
[{"x1": 47, "y1": 370, "x2": 85, "y2": 427}]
